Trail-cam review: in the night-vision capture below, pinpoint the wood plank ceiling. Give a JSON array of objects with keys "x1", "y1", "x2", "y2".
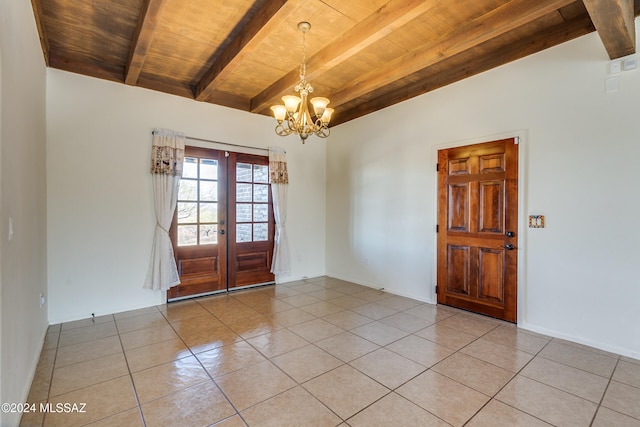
[{"x1": 31, "y1": 0, "x2": 639, "y2": 127}]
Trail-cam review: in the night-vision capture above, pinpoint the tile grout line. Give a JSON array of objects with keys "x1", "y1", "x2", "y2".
[
  {"x1": 459, "y1": 332, "x2": 556, "y2": 426},
  {"x1": 39, "y1": 326, "x2": 62, "y2": 427},
  {"x1": 113, "y1": 314, "x2": 148, "y2": 427},
  {"x1": 286, "y1": 293, "x2": 489, "y2": 425},
  {"x1": 29, "y1": 280, "x2": 640, "y2": 426},
  {"x1": 198, "y1": 292, "x2": 357, "y2": 425},
  {"x1": 190, "y1": 297, "x2": 255, "y2": 426},
  {"x1": 391, "y1": 317, "x2": 505, "y2": 426},
  {"x1": 535, "y1": 340, "x2": 620, "y2": 378},
  {"x1": 589, "y1": 356, "x2": 621, "y2": 427},
  {"x1": 197, "y1": 285, "x2": 391, "y2": 425}
]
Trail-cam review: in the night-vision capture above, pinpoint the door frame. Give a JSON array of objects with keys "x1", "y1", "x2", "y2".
[
  {"x1": 432, "y1": 130, "x2": 528, "y2": 326},
  {"x1": 167, "y1": 145, "x2": 275, "y2": 302}
]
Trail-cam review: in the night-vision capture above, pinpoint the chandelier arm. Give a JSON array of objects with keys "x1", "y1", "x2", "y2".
[
  {"x1": 275, "y1": 123, "x2": 293, "y2": 136},
  {"x1": 315, "y1": 125, "x2": 330, "y2": 138},
  {"x1": 286, "y1": 115, "x2": 297, "y2": 131}
]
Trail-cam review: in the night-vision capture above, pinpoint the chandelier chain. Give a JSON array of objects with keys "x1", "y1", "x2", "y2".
[{"x1": 300, "y1": 29, "x2": 306, "y2": 82}]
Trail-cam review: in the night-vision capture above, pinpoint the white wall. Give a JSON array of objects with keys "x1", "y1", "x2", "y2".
[
  {"x1": 0, "y1": 0, "x2": 49, "y2": 425},
  {"x1": 47, "y1": 70, "x2": 326, "y2": 324},
  {"x1": 327, "y1": 22, "x2": 640, "y2": 359}
]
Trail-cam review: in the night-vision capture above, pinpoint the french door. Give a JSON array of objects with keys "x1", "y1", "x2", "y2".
[
  {"x1": 167, "y1": 147, "x2": 275, "y2": 300},
  {"x1": 437, "y1": 138, "x2": 518, "y2": 322}
]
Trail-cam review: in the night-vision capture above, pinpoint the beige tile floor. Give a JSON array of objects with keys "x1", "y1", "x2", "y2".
[{"x1": 21, "y1": 276, "x2": 640, "y2": 427}]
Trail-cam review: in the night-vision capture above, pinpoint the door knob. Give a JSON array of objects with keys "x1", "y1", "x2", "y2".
[
  {"x1": 506, "y1": 231, "x2": 515, "y2": 237},
  {"x1": 502, "y1": 243, "x2": 515, "y2": 250},
  {"x1": 219, "y1": 230, "x2": 225, "y2": 235}
]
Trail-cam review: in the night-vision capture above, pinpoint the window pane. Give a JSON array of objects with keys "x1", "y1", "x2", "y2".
[
  {"x1": 236, "y1": 183, "x2": 252, "y2": 202},
  {"x1": 177, "y1": 202, "x2": 197, "y2": 223},
  {"x1": 182, "y1": 157, "x2": 198, "y2": 179},
  {"x1": 200, "y1": 159, "x2": 218, "y2": 180},
  {"x1": 237, "y1": 163, "x2": 252, "y2": 182},
  {"x1": 200, "y1": 181, "x2": 217, "y2": 201},
  {"x1": 237, "y1": 224, "x2": 252, "y2": 242},
  {"x1": 254, "y1": 184, "x2": 269, "y2": 202},
  {"x1": 178, "y1": 179, "x2": 197, "y2": 201},
  {"x1": 254, "y1": 165, "x2": 269, "y2": 183},
  {"x1": 199, "y1": 225, "x2": 218, "y2": 245},
  {"x1": 177, "y1": 225, "x2": 197, "y2": 246},
  {"x1": 253, "y1": 204, "x2": 268, "y2": 222},
  {"x1": 253, "y1": 223, "x2": 268, "y2": 241},
  {"x1": 236, "y1": 203, "x2": 252, "y2": 222},
  {"x1": 200, "y1": 203, "x2": 217, "y2": 223}
]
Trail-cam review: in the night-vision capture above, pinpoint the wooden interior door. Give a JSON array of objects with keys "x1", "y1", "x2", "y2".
[
  {"x1": 437, "y1": 138, "x2": 518, "y2": 322},
  {"x1": 227, "y1": 153, "x2": 275, "y2": 289},
  {"x1": 168, "y1": 147, "x2": 274, "y2": 300},
  {"x1": 168, "y1": 147, "x2": 227, "y2": 300}
]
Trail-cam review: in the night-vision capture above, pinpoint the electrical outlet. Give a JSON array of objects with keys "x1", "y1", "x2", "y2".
[{"x1": 529, "y1": 215, "x2": 545, "y2": 228}]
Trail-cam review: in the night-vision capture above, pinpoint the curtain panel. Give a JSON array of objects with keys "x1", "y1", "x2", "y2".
[
  {"x1": 144, "y1": 129, "x2": 185, "y2": 290},
  {"x1": 269, "y1": 147, "x2": 291, "y2": 275}
]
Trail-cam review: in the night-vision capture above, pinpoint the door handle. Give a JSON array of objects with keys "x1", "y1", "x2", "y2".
[
  {"x1": 502, "y1": 244, "x2": 516, "y2": 250},
  {"x1": 219, "y1": 229, "x2": 225, "y2": 235},
  {"x1": 506, "y1": 231, "x2": 515, "y2": 237}
]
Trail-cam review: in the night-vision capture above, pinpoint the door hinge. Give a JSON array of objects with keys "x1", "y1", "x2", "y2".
[
  {"x1": 435, "y1": 285, "x2": 439, "y2": 294},
  {"x1": 436, "y1": 224, "x2": 439, "y2": 233},
  {"x1": 436, "y1": 163, "x2": 439, "y2": 171}
]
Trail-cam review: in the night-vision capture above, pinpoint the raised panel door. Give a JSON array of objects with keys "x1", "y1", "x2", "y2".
[{"x1": 437, "y1": 138, "x2": 518, "y2": 322}]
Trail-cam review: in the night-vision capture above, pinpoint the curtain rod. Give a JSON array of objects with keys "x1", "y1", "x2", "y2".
[
  {"x1": 152, "y1": 131, "x2": 286, "y2": 153},
  {"x1": 185, "y1": 135, "x2": 271, "y2": 153}
]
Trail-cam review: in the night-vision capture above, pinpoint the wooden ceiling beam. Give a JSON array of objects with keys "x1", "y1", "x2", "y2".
[
  {"x1": 30, "y1": 0, "x2": 50, "y2": 66},
  {"x1": 250, "y1": 0, "x2": 438, "y2": 113},
  {"x1": 332, "y1": 14, "x2": 595, "y2": 126},
  {"x1": 48, "y1": 53, "x2": 125, "y2": 84},
  {"x1": 328, "y1": 0, "x2": 575, "y2": 108},
  {"x1": 195, "y1": 0, "x2": 296, "y2": 102},
  {"x1": 582, "y1": 0, "x2": 635, "y2": 59},
  {"x1": 125, "y1": 0, "x2": 169, "y2": 86}
]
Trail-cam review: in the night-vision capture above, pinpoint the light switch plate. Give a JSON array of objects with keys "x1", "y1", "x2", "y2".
[{"x1": 529, "y1": 215, "x2": 544, "y2": 228}]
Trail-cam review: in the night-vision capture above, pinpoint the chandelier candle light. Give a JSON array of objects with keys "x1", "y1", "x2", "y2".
[{"x1": 270, "y1": 22, "x2": 333, "y2": 143}]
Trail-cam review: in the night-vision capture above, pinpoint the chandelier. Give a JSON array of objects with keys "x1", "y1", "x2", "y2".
[{"x1": 270, "y1": 22, "x2": 333, "y2": 143}]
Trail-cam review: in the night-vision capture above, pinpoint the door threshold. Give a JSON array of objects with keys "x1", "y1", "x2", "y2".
[
  {"x1": 437, "y1": 302, "x2": 515, "y2": 323},
  {"x1": 168, "y1": 289, "x2": 228, "y2": 303},
  {"x1": 229, "y1": 281, "x2": 275, "y2": 292},
  {"x1": 167, "y1": 281, "x2": 276, "y2": 303}
]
